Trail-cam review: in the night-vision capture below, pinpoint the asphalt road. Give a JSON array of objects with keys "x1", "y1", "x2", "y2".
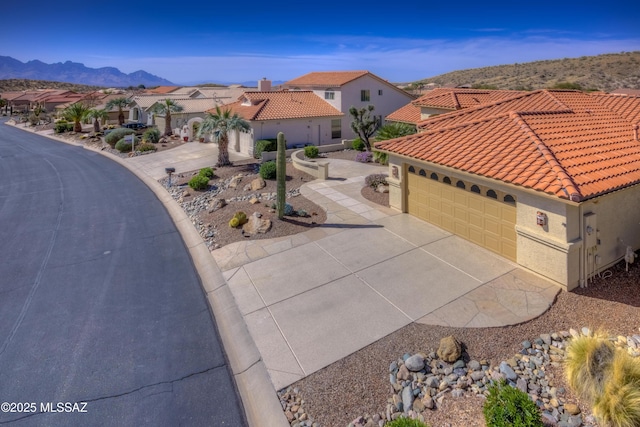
[{"x1": 0, "y1": 121, "x2": 246, "y2": 426}]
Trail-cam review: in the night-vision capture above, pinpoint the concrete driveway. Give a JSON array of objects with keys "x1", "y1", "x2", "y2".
[{"x1": 212, "y1": 159, "x2": 560, "y2": 390}]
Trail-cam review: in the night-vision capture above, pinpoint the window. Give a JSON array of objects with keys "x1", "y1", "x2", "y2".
[
  {"x1": 324, "y1": 89, "x2": 335, "y2": 100},
  {"x1": 471, "y1": 185, "x2": 481, "y2": 194},
  {"x1": 378, "y1": 89, "x2": 383, "y2": 96},
  {"x1": 430, "y1": 173, "x2": 438, "y2": 180},
  {"x1": 443, "y1": 177, "x2": 452, "y2": 185},
  {"x1": 331, "y1": 119, "x2": 341, "y2": 139},
  {"x1": 361, "y1": 90, "x2": 370, "y2": 102},
  {"x1": 504, "y1": 195, "x2": 516, "y2": 204},
  {"x1": 408, "y1": 166, "x2": 415, "y2": 173},
  {"x1": 456, "y1": 180, "x2": 466, "y2": 189},
  {"x1": 487, "y1": 190, "x2": 498, "y2": 199},
  {"x1": 419, "y1": 169, "x2": 426, "y2": 176}
]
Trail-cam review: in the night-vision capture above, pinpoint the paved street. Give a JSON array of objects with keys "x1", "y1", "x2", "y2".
[{"x1": 0, "y1": 120, "x2": 246, "y2": 426}]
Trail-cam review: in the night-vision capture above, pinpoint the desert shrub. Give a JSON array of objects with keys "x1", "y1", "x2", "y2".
[
  {"x1": 105, "y1": 128, "x2": 134, "y2": 147},
  {"x1": 297, "y1": 209, "x2": 308, "y2": 217},
  {"x1": 142, "y1": 127, "x2": 160, "y2": 144},
  {"x1": 229, "y1": 211, "x2": 248, "y2": 228},
  {"x1": 259, "y1": 161, "x2": 277, "y2": 179},
  {"x1": 565, "y1": 331, "x2": 640, "y2": 427},
  {"x1": 188, "y1": 175, "x2": 209, "y2": 190},
  {"x1": 199, "y1": 167, "x2": 215, "y2": 179},
  {"x1": 385, "y1": 418, "x2": 429, "y2": 427},
  {"x1": 54, "y1": 121, "x2": 74, "y2": 134},
  {"x1": 373, "y1": 150, "x2": 388, "y2": 165},
  {"x1": 284, "y1": 203, "x2": 294, "y2": 216},
  {"x1": 483, "y1": 380, "x2": 543, "y2": 427},
  {"x1": 29, "y1": 113, "x2": 39, "y2": 126},
  {"x1": 355, "y1": 151, "x2": 373, "y2": 163},
  {"x1": 254, "y1": 139, "x2": 277, "y2": 159},
  {"x1": 352, "y1": 138, "x2": 365, "y2": 151},
  {"x1": 365, "y1": 173, "x2": 388, "y2": 188},
  {"x1": 114, "y1": 136, "x2": 139, "y2": 152},
  {"x1": 137, "y1": 143, "x2": 157, "y2": 153},
  {"x1": 304, "y1": 145, "x2": 319, "y2": 158}
]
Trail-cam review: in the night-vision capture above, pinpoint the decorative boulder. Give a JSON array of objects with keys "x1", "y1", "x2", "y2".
[
  {"x1": 242, "y1": 212, "x2": 272, "y2": 236},
  {"x1": 229, "y1": 175, "x2": 243, "y2": 189},
  {"x1": 208, "y1": 198, "x2": 226, "y2": 213},
  {"x1": 437, "y1": 335, "x2": 462, "y2": 362},
  {"x1": 405, "y1": 354, "x2": 425, "y2": 372},
  {"x1": 251, "y1": 177, "x2": 266, "y2": 191}
]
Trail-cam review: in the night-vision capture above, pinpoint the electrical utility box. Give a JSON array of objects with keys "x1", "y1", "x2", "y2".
[{"x1": 584, "y1": 213, "x2": 597, "y2": 248}]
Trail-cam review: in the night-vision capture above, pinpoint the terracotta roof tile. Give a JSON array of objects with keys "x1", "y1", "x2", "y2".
[
  {"x1": 386, "y1": 102, "x2": 422, "y2": 124},
  {"x1": 413, "y1": 88, "x2": 527, "y2": 110},
  {"x1": 283, "y1": 71, "x2": 370, "y2": 87},
  {"x1": 210, "y1": 91, "x2": 343, "y2": 121},
  {"x1": 376, "y1": 90, "x2": 640, "y2": 201}
]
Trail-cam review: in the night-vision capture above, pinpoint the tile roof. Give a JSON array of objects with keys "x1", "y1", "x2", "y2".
[
  {"x1": 212, "y1": 91, "x2": 343, "y2": 121},
  {"x1": 386, "y1": 102, "x2": 422, "y2": 124},
  {"x1": 149, "y1": 97, "x2": 222, "y2": 114},
  {"x1": 413, "y1": 88, "x2": 527, "y2": 110},
  {"x1": 376, "y1": 90, "x2": 640, "y2": 201},
  {"x1": 283, "y1": 71, "x2": 371, "y2": 87},
  {"x1": 610, "y1": 88, "x2": 640, "y2": 96},
  {"x1": 148, "y1": 86, "x2": 180, "y2": 94}
]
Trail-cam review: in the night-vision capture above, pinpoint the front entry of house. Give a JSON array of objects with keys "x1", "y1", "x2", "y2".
[{"x1": 406, "y1": 166, "x2": 517, "y2": 261}]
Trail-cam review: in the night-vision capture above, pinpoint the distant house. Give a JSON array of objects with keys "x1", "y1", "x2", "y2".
[
  {"x1": 376, "y1": 90, "x2": 640, "y2": 291},
  {"x1": 387, "y1": 88, "x2": 527, "y2": 125},
  {"x1": 145, "y1": 97, "x2": 224, "y2": 140},
  {"x1": 282, "y1": 71, "x2": 414, "y2": 140},
  {"x1": 208, "y1": 91, "x2": 343, "y2": 157}
]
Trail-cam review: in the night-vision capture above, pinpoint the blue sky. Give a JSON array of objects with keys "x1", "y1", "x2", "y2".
[{"x1": 2, "y1": 0, "x2": 638, "y2": 85}]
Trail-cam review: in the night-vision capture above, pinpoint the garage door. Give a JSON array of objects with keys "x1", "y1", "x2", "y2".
[{"x1": 407, "y1": 168, "x2": 517, "y2": 261}]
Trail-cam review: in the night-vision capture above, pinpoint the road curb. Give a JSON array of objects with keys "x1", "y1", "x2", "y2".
[{"x1": 8, "y1": 123, "x2": 288, "y2": 427}]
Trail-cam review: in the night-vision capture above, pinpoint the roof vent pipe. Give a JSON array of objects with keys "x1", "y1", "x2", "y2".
[{"x1": 634, "y1": 124, "x2": 639, "y2": 142}]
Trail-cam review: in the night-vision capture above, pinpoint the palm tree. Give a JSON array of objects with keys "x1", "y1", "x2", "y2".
[
  {"x1": 63, "y1": 102, "x2": 90, "y2": 133},
  {"x1": 373, "y1": 122, "x2": 416, "y2": 142},
  {"x1": 105, "y1": 97, "x2": 132, "y2": 126},
  {"x1": 85, "y1": 108, "x2": 110, "y2": 132},
  {"x1": 150, "y1": 99, "x2": 184, "y2": 136},
  {"x1": 198, "y1": 106, "x2": 250, "y2": 166}
]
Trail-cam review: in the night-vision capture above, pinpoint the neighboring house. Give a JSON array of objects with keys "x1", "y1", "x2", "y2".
[
  {"x1": 375, "y1": 90, "x2": 640, "y2": 291},
  {"x1": 387, "y1": 88, "x2": 527, "y2": 124},
  {"x1": 209, "y1": 91, "x2": 344, "y2": 157},
  {"x1": 282, "y1": 71, "x2": 414, "y2": 140},
  {"x1": 147, "y1": 97, "x2": 224, "y2": 140}
]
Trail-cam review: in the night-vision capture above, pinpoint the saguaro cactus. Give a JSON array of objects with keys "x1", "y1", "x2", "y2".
[{"x1": 276, "y1": 132, "x2": 286, "y2": 219}]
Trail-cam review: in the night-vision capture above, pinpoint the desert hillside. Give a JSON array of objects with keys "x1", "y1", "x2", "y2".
[{"x1": 409, "y1": 51, "x2": 640, "y2": 91}]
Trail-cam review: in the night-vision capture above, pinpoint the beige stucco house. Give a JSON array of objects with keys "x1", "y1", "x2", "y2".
[
  {"x1": 282, "y1": 71, "x2": 414, "y2": 139},
  {"x1": 376, "y1": 90, "x2": 640, "y2": 291}
]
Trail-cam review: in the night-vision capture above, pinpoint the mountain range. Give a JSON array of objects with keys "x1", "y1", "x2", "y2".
[{"x1": 0, "y1": 56, "x2": 174, "y2": 88}]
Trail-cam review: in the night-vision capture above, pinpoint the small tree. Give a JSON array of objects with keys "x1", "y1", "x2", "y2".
[
  {"x1": 151, "y1": 99, "x2": 184, "y2": 136},
  {"x1": 105, "y1": 97, "x2": 132, "y2": 126},
  {"x1": 349, "y1": 105, "x2": 379, "y2": 151},
  {"x1": 63, "y1": 102, "x2": 90, "y2": 132},
  {"x1": 198, "y1": 106, "x2": 250, "y2": 166},
  {"x1": 86, "y1": 108, "x2": 110, "y2": 132}
]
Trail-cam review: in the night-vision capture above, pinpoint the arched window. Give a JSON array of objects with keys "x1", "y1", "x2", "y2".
[
  {"x1": 408, "y1": 166, "x2": 415, "y2": 173},
  {"x1": 419, "y1": 169, "x2": 426, "y2": 176},
  {"x1": 443, "y1": 177, "x2": 451, "y2": 185},
  {"x1": 456, "y1": 180, "x2": 466, "y2": 189},
  {"x1": 430, "y1": 173, "x2": 438, "y2": 180},
  {"x1": 504, "y1": 195, "x2": 516, "y2": 204},
  {"x1": 487, "y1": 189, "x2": 498, "y2": 199},
  {"x1": 471, "y1": 185, "x2": 481, "y2": 194}
]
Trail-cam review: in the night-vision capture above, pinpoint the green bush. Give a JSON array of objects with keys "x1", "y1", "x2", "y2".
[
  {"x1": 142, "y1": 127, "x2": 160, "y2": 144},
  {"x1": 259, "y1": 161, "x2": 277, "y2": 179},
  {"x1": 114, "y1": 136, "x2": 139, "y2": 152},
  {"x1": 373, "y1": 150, "x2": 388, "y2": 165},
  {"x1": 352, "y1": 138, "x2": 365, "y2": 151},
  {"x1": 199, "y1": 167, "x2": 215, "y2": 179},
  {"x1": 54, "y1": 121, "x2": 74, "y2": 134},
  {"x1": 254, "y1": 139, "x2": 278, "y2": 159},
  {"x1": 483, "y1": 380, "x2": 543, "y2": 427},
  {"x1": 137, "y1": 143, "x2": 157, "y2": 153},
  {"x1": 385, "y1": 418, "x2": 429, "y2": 427},
  {"x1": 304, "y1": 145, "x2": 319, "y2": 158},
  {"x1": 105, "y1": 128, "x2": 135, "y2": 147},
  {"x1": 188, "y1": 175, "x2": 209, "y2": 190}
]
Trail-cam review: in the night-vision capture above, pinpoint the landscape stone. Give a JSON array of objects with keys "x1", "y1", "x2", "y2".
[
  {"x1": 405, "y1": 354, "x2": 425, "y2": 372},
  {"x1": 242, "y1": 212, "x2": 271, "y2": 236},
  {"x1": 251, "y1": 177, "x2": 266, "y2": 191},
  {"x1": 437, "y1": 335, "x2": 461, "y2": 362}
]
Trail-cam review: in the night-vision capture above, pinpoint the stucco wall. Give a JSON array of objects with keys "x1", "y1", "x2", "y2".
[
  {"x1": 251, "y1": 117, "x2": 341, "y2": 149},
  {"x1": 420, "y1": 107, "x2": 452, "y2": 119}
]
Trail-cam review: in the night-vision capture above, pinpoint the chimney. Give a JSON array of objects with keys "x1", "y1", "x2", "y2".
[{"x1": 258, "y1": 77, "x2": 271, "y2": 92}]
